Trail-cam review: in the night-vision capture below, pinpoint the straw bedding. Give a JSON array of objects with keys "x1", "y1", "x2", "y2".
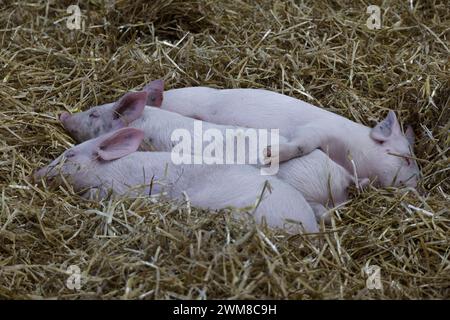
[{"x1": 0, "y1": 0, "x2": 448, "y2": 299}]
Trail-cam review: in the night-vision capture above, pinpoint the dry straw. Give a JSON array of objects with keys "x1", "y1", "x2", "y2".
[{"x1": 0, "y1": 0, "x2": 449, "y2": 299}]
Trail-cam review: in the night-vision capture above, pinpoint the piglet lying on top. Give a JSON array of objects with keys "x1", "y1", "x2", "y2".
[
  {"x1": 143, "y1": 80, "x2": 420, "y2": 188},
  {"x1": 32, "y1": 128, "x2": 319, "y2": 234}
]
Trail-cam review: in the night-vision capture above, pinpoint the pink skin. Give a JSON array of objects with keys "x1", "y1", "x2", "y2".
[
  {"x1": 60, "y1": 91, "x2": 148, "y2": 143},
  {"x1": 57, "y1": 80, "x2": 171, "y2": 143},
  {"x1": 58, "y1": 90, "x2": 365, "y2": 223},
  {"x1": 150, "y1": 80, "x2": 419, "y2": 188},
  {"x1": 143, "y1": 79, "x2": 164, "y2": 107},
  {"x1": 32, "y1": 128, "x2": 319, "y2": 233}
]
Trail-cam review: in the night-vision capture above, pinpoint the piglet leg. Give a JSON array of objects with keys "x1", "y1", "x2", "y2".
[
  {"x1": 309, "y1": 202, "x2": 331, "y2": 224},
  {"x1": 264, "y1": 125, "x2": 327, "y2": 164}
]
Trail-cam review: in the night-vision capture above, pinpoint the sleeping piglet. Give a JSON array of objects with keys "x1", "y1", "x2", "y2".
[
  {"x1": 144, "y1": 80, "x2": 420, "y2": 188},
  {"x1": 59, "y1": 91, "x2": 363, "y2": 222},
  {"x1": 32, "y1": 128, "x2": 319, "y2": 233}
]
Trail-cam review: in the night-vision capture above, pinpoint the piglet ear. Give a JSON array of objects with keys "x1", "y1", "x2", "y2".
[
  {"x1": 370, "y1": 110, "x2": 401, "y2": 142},
  {"x1": 143, "y1": 79, "x2": 164, "y2": 107},
  {"x1": 405, "y1": 125, "x2": 415, "y2": 145},
  {"x1": 96, "y1": 128, "x2": 144, "y2": 161},
  {"x1": 113, "y1": 91, "x2": 148, "y2": 124}
]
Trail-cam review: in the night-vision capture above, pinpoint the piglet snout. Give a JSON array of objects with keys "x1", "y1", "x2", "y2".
[
  {"x1": 59, "y1": 112, "x2": 71, "y2": 123},
  {"x1": 29, "y1": 167, "x2": 55, "y2": 185},
  {"x1": 29, "y1": 168, "x2": 44, "y2": 184}
]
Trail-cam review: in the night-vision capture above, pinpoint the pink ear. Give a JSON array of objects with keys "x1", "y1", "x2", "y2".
[
  {"x1": 113, "y1": 91, "x2": 148, "y2": 124},
  {"x1": 370, "y1": 110, "x2": 401, "y2": 142},
  {"x1": 144, "y1": 79, "x2": 164, "y2": 91},
  {"x1": 96, "y1": 128, "x2": 144, "y2": 161},
  {"x1": 143, "y1": 79, "x2": 164, "y2": 107}
]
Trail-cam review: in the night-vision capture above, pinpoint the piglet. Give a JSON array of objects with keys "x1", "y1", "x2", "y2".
[
  {"x1": 144, "y1": 80, "x2": 420, "y2": 188},
  {"x1": 59, "y1": 91, "x2": 362, "y2": 222},
  {"x1": 32, "y1": 128, "x2": 319, "y2": 233}
]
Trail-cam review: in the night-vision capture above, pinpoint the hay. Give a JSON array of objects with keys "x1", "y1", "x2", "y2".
[{"x1": 0, "y1": 0, "x2": 449, "y2": 299}]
